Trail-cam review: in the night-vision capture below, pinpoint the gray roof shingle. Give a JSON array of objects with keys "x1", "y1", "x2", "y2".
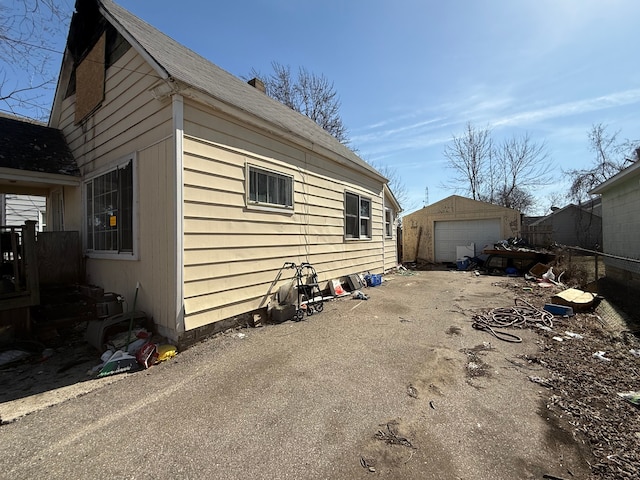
[
  {"x1": 0, "y1": 116, "x2": 79, "y2": 176},
  {"x1": 99, "y1": 0, "x2": 384, "y2": 181}
]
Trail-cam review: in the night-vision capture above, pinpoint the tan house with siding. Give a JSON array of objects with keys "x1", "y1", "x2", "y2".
[{"x1": 46, "y1": 0, "x2": 400, "y2": 344}]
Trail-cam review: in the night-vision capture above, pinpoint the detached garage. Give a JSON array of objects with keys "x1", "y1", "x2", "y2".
[{"x1": 402, "y1": 195, "x2": 521, "y2": 264}]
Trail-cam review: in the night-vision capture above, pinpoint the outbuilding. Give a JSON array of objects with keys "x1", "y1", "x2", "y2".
[
  {"x1": 590, "y1": 159, "x2": 640, "y2": 289},
  {"x1": 402, "y1": 195, "x2": 521, "y2": 264}
]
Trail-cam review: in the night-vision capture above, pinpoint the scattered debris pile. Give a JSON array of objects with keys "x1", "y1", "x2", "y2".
[
  {"x1": 537, "y1": 316, "x2": 640, "y2": 480},
  {"x1": 469, "y1": 275, "x2": 639, "y2": 480}
]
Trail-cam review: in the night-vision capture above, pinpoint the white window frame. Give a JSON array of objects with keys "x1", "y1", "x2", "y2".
[
  {"x1": 83, "y1": 154, "x2": 138, "y2": 260},
  {"x1": 385, "y1": 207, "x2": 394, "y2": 238},
  {"x1": 345, "y1": 191, "x2": 372, "y2": 240},
  {"x1": 246, "y1": 164, "x2": 294, "y2": 213}
]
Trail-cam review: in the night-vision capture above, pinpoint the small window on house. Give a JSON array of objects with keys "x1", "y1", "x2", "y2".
[
  {"x1": 345, "y1": 192, "x2": 371, "y2": 239},
  {"x1": 247, "y1": 165, "x2": 293, "y2": 209},
  {"x1": 385, "y1": 208, "x2": 393, "y2": 238},
  {"x1": 85, "y1": 159, "x2": 135, "y2": 255}
]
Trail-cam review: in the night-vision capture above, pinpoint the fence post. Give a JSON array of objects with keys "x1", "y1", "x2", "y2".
[{"x1": 594, "y1": 252, "x2": 599, "y2": 291}]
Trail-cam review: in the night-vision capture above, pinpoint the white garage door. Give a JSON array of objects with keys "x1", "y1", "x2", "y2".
[{"x1": 434, "y1": 218, "x2": 501, "y2": 263}]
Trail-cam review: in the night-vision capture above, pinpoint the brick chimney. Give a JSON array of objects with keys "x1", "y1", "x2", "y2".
[{"x1": 247, "y1": 78, "x2": 266, "y2": 93}]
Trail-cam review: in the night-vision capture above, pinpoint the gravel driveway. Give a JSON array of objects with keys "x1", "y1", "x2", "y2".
[{"x1": 0, "y1": 270, "x2": 592, "y2": 479}]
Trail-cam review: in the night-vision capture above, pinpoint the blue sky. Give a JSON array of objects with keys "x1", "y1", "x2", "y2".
[{"x1": 9, "y1": 0, "x2": 640, "y2": 214}]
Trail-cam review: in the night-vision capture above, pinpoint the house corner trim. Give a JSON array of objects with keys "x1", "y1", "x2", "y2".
[{"x1": 173, "y1": 94, "x2": 185, "y2": 333}]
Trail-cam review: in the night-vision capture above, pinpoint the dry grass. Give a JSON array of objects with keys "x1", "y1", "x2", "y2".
[{"x1": 552, "y1": 249, "x2": 606, "y2": 288}]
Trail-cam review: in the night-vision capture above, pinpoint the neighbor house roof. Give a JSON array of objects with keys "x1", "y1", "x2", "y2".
[
  {"x1": 0, "y1": 115, "x2": 78, "y2": 176},
  {"x1": 528, "y1": 197, "x2": 602, "y2": 226},
  {"x1": 91, "y1": 0, "x2": 384, "y2": 182},
  {"x1": 590, "y1": 161, "x2": 640, "y2": 195}
]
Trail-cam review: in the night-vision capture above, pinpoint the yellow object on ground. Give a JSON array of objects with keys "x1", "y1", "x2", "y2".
[
  {"x1": 156, "y1": 344, "x2": 177, "y2": 362},
  {"x1": 552, "y1": 288, "x2": 596, "y2": 311}
]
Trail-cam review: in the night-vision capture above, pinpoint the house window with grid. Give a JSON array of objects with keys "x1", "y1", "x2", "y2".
[
  {"x1": 85, "y1": 160, "x2": 134, "y2": 254},
  {"x1": 345, "y1": 192, "x2": 371, "y2": 239},
  {"x1": 385, "y1": 208, "x2": 393, "y2": 238},
  {"x1": 248, "y1": 165, "x2": 293, "y2": 209}
]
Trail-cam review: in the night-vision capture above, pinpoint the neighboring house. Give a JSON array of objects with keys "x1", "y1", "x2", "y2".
[
  {"x1": 0, "y1": 116, "x2": 79, "y2": 312},
  {"x1": 0, "y1": 116, "x2": 79, "y2": 233},
  {"x1": 44, "y1": 0, "x2": 399, "y2": 343},
  {"x1": 402, "y1": 195, "x2": 520, "y2": 264},
  {"x1": 0, "y1": 194, "x2": 47, "y2": 231},
  {"x1": 523, "y1": 198, "x2": 602, "y2": 248},
  {"x1": 590, "y1": 160, "x2": 640, "y2": 288}
]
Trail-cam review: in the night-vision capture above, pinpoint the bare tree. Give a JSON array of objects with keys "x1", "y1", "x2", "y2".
[
  {"x1": 490, "y1": 133, "x2": 553, "y2": 211},
  {"x1": 370, "y1": 162, "x2": 412, "y2": 212},
  {"x1": 544, "y1": 191, "x2": 567, "y2": 214},
  {"x1": 443, "y1": 123, "x2": 493, "y2": 200},
  {"x1": 249, "y1": 62, "x2": 349, "y2": 144},
  {"x1": 0, "y1": 0, "x2": 70, "y2": 120},
  {"x1": 565, "y1": 124, "x2": 637, "y2": 202},
  {"x1": 443, "y1": 124, "x2": 553, "y2": 213}
]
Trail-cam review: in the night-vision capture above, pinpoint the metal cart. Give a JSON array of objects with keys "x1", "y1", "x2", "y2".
[
  {"x1": 293, "y1": 262, "x2": 324, "y2": 320},
  {"x1": 270, "y1": 261, "x2": 324, "y2": 321}
]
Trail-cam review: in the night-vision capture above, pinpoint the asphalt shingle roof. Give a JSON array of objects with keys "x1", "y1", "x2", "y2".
[
  {"x1": 0, "y1": 116, "x2": 79, "y2": 176},
  {"x1": 99, "y1": 0, "x2": 384, "y2": 181}
]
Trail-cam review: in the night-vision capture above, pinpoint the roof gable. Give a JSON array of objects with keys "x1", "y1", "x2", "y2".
[
  {"x1": 425, "y1": 195, "x2": 520, "y2": 214},
  {"x1": 54, "y1": 0, "x2": 384, "y2": 182}
]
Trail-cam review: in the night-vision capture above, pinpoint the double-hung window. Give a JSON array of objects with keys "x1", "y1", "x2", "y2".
[
  {"x1": 85, "y1": 159, "x2": 134, "y2": 255},
  {"x1": 345, "y1": 192, "x2": 371, "y2": 239},
  {"x1": 385, "y1": 208, "x2": 393, "y2": 238},
  {"x1": 247, "y1": 165, "x2": 293, "y2": 209}
]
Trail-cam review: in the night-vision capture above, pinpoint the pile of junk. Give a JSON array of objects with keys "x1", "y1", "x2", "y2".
[
  {"x1": 82, "y1": 283, "x2": 177, "y2": 376},
  {"x1": 0, "y1": 282, "x2": 177, "y2": 378},
  {"x1": 267, "y1": 262, "x2": 382, "y2": 322},
  {"x1": 454, "y1": 238, "x2": 555, "y2": 276}
]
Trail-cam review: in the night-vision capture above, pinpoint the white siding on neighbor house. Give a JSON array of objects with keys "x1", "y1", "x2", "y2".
[
  {"x1": 52, "y1": 47, "x2": 178, "y2": 337},
  {"x1": 182, "y1": 101, "x2": 385, "y2": 330},
  {"x1": 601, "y1": 174, "x2": 640, "y2": 275},
  {"x1": 1, "y1": 195, "x2": 46, "y2": 230}
]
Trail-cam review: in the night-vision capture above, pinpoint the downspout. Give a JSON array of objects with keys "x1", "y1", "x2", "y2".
[
  {"x1": 173, "y1": 94, "x2": 185, "y2": 336},
  {"x1": 381, "y1": 190, "x2": 386, "y2": 272}
]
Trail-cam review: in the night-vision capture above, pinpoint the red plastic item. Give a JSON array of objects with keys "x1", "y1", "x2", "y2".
[{"x1": 136, "y1": 342, "x2": 158, "y2": 369}]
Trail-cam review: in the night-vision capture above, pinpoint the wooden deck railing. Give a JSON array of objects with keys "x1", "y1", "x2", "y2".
[{"x1": 0, "y1": 221, "x2": 39, "y2": 310}]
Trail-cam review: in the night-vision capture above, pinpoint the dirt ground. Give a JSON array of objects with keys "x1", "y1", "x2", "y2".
[{"x1": 0, "y1": 268, "x2": 638, "y2": 479}]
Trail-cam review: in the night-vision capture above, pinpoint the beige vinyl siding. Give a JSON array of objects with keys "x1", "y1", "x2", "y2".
[
  {"x1": 384, "y1": 237, "x2": 397, "y2": 271},
  {"x1": 182, "y1": 101, "x2": 384, "y2": 330},
  {"x1": 53, "y1": 47, "x2": 178, "y2": 336},
  {"x1": 62, "y1": 185, "x2": 82, "y2": 232},
  {"x1": 55, "y1": 48, "x2": 172, "y2": 174},
  {"x1": 383, "y1": 193, "x2": 399, "y2": 271}
]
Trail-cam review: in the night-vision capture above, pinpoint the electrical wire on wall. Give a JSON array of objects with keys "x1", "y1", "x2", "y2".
[{"x1": 298, "y1": 151, "x2": 312, "y2": 264}]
